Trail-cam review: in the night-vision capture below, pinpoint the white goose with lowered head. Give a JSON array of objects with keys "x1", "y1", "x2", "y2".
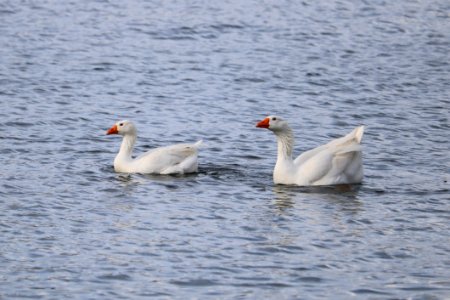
[
  {"x1": 106, "y1": 120, "x2": 202, "y2": 174},
  {"x1": 256, "y1": 116, "x2": 364, "y2": 186}
]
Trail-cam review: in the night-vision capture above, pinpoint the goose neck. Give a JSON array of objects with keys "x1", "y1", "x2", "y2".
[
  {"x1": 274, "y1": 128, "x2": 294, "y2": 161},
  {"x1": 118, "y1": 134, "x2": 136, "y2": 158}
]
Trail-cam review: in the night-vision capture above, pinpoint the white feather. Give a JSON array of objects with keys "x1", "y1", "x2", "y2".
[
  {"x1": 257, "y1": 116, "x2": 364, "y2": 186},
  {"x1": 107, "y1": 121, "x2": 202, "y2": 175}
]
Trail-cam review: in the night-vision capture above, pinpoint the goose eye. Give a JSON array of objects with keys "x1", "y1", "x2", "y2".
[
  {"x1": 272, "y1": 117, "x2": 277, "y2": 121},
  {"x1": 119, "y1": 123, "x2": 124, "y2": 126}
]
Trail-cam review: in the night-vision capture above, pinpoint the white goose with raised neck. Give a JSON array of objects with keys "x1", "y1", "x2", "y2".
[
  {"x1": 106, "y1": 120, "x2": 202, "y2": 175},
  {"x1": 256, "y1": 116, "x2": 364, "y2": 186}
]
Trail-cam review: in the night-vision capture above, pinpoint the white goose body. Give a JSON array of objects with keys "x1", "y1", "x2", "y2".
[
  {"x1": 107, "y1": 120, "x2": 202, "y2": 175},
  {"x1": 257, "y1": 116, "x2": 364, "y2": 186}
]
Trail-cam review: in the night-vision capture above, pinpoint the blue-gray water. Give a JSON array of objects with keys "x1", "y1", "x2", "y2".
[{"x1": 1, "y1": 0, "x2": 449, "y2": 299}]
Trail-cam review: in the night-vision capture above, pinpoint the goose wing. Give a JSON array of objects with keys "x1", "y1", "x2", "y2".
[{"x1": 135, "y1": 141, "x2": 202, "y2": 174}]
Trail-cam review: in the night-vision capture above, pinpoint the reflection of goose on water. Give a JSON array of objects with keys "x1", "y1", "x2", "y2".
[
  {"x1": 256, "y1": 116, "x2": 364, "y2": 186},
  {"x1": 271, "y1": 185, "x2": 363, "y2": 215},
  {"x1": 106, "y1": 120, "x2": 202, "y2": 175}
]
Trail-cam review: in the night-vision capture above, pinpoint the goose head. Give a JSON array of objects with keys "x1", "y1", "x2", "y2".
[
  {"x1": 256, "y1": 116, "x2": 290, "y2": 132},
  {"x1": 106, "y1": 120, "x2": 137, "y2": 136}
]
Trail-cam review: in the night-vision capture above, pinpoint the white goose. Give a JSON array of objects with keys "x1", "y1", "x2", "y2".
[
  {"x1": 256, "y1": 116, "x2": 364, "y2": 186},
  {"x1": 106, "y1": 120, "x2": 202, "y2": 174}
]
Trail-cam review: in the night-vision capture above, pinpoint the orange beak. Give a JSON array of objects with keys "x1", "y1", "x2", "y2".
[
  {"x1": 106, "y1": 124, "x2": 119, "y2": 135},
  {"x1": 256, "y1": 117, "x2": 270, "y2": 128}
]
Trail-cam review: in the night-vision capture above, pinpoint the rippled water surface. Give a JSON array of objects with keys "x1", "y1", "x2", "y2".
[{"x1": 1, "y1": 0, "x2": 449, "y2": 299}]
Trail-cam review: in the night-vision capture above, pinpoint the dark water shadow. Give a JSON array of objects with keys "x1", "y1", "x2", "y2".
[
  {"x1": 107, "y1": 162, "x2": 247, "y2": 190},
  {"x1": 110, "y1": 171, "x2": 199, "y2": 192},
  {"x1": 110, "y1": 163, "x2": 245, "y2": 183}
]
